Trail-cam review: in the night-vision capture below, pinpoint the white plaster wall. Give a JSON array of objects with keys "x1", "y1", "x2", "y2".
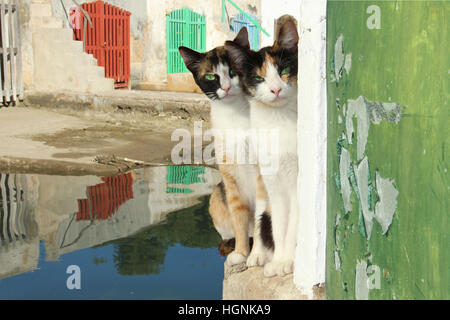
[
  {"x1": 260, "y1": 0, "x2": 300, "y2": 47},
  {"x1": 19, "y1": 0, "x2": 33, "y2": 89},
  {"x1": 294, "y1": 0, "x2": 327, "y2": 297}
]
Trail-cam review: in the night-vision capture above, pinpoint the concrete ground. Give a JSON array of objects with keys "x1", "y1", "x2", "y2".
[
  {"x1": 0, "y1": 90, "x2": 210, "y2": 176},
  {"x1": 223, "y1": 263, "x2": 325, "y2": 300},
  {"x1": 0, "y1": 89, "x2": 323, "y2": 299}
]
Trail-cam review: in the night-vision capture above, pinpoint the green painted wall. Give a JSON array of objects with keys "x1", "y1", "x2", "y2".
[{"x1": 326, "y1": 1, "x2": 448, "y2": 299}]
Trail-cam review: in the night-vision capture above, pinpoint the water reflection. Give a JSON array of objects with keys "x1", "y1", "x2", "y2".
[
  {"x1": 0, "y1": 167, "x2": 224, "y2": 299},
  {"x1": 112, "y1": 198, "x2": 219, "y2": 276}
]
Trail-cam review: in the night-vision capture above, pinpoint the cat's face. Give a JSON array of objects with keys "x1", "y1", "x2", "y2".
[
  {"x1": 179, "y1": 28, "x2": 250, "y2": 102},
  {"x1": 225, "y1": 21, "x2": 299, "y2": 108}
]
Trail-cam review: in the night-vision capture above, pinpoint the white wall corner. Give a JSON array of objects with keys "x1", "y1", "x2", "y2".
[{"x1": 294, "y1": 0, "x2": 327, "y2": 298}]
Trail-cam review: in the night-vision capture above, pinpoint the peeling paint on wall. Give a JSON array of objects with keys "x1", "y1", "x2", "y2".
[
  {"x1": 339, "y1": 148, "x2": 352, "y2": 214},
  {"x1": 346, "y1": 95, "x2": 404, "y2": 161},
  {"x1": 344, "y1": 53, "x2": 352, "y2": 74},
  {"x1": 330, "y1": 31, "x2": 405, "y2": 299},
  {"x1": 334, "y1": 34, "x2": 344, "y2": 81},
  {"x1": 333, "y1": 34, "x2": 403, "y2": 242},
  {"x1": 333, "y1": 35, "x2": 352, "y2": 83},
  {"x1": 334, "y1": 251, "x2": 342, "y2": 272},
  {"x1": 327, "y1": 1, "x2": 448, "y2": 300},
  {"x1": 354, "y1": 157, "x2": 375, "y2": 239},
  {"x1": 336, "y1": 93, "x2": 403, "y2": 240},
  {"x1": 355, "y1": 260, "x2": 369, "y2": 300},
  {"x1": 374, "y1": 173, "x2": 399, "y2": 234}
]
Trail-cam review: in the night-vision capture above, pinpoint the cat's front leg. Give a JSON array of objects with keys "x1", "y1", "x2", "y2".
[
  {"x1": 260, "y1": 183, "x2": 292, "y2": 277},
  {"x1": 247, "y1": 175, "x2": 273, "y2": 267},
  {"x1": 221, "y1": 168, "x2": 251, "y2": 266},
  {"x1": 284, "y1": 188, "x2": 299, "y2": 264},
  {"x1": 264, "y1": 194, "x2": 297, "y2": 277},
  {"x1": 247, "y1": 214, "x2": 274, "y2": 267},
  {"x1": 247, "y1": 220, "x2": 273, "y2": 268},
  {"x1": 225, "y1": 201, "x2": 250, "y2": 266}
]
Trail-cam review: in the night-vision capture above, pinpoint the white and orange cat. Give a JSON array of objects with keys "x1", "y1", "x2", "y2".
[
  {"x1": 179, "y1": 28, "x2": 272, "y2": 267},
  {"x1": 225, "y1": 20, "x2": 299, "y2": 277}
]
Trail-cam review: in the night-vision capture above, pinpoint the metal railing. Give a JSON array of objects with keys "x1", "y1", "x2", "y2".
[{"x1": 0, "y1": 0, "x2": 23, "y2": 105}]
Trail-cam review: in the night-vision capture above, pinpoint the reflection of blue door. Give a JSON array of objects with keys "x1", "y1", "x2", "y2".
[{"x1": 230, "y1": 13, "x2": 260, "y2": 50}]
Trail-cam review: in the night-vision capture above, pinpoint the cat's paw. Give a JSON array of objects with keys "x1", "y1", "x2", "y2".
[
  {"x1": 226, "y1": 251, "x2": 247, "y2": 266},
  {"x1": 246, "y1": 249, "x2": 271, "y2": 267},
  {"x1": 263, "y1": 259, "x2": 293, "y2": 277}
]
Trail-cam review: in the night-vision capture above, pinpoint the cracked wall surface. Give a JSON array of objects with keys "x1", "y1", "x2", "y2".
[{"x1": 326, "y1": 1, "x2": 448, "y2": 299}]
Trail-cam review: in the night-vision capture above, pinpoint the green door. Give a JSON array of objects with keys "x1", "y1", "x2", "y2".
[
  {"x1": 326, "y1": 1, "x2": 448, "y2": 299},
  {"x1": 166, "y1": 8, "x2": 206, "y2": 74}
]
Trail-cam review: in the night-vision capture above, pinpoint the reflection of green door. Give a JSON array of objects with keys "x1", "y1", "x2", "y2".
[
  {"x1": 327, "y1": 1, "x2": 448, "y2": 299},
  {"x1": 166, "y1": 166, "x2": 206, "y2": 194}
]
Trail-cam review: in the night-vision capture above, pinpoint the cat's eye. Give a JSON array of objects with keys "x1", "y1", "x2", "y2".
[
  {"x1": 229, "y1": 69, "x2": 237, "y2": 76},
  {"x1": 205, "y1": 74, "x2": 216, "y2": 81},
  {"x1": 281, "y1": 67, "x2": 291, "y2": 75},
  {"x1": 255, "y1": 76, "x2": 264, "y2": 82}
]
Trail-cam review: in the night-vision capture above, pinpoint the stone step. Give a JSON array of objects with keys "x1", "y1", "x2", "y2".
[
  {"x1": 77, "y1": 53, "x2": 95, "y2": 68},
  {"x1": 33, "y1": 26, "x2": 114, "y2": 93},
  {"x1": 88, "y1": 78, "x2": 115, "y2": 92},
  {"x1": 92, "y1": 65, "x2": 107, "y2": 78},
  {"x1": 87, "y1": 55, "x2": 99, "y2": 66},
  {"x1": 31, "y1": 16, "x2": 63, "y2": 29},
  {"x1": 34, "y1": 27, "x2": 74, "y2": 40},
  {"x1": 30, "y1": 3, "x2": 53, "y2": 17},
  {"x1": 70, "y1": 40, "x2": 84, "y2": 52}
]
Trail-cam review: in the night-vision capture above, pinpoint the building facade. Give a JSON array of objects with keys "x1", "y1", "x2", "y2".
[{"x1": 21, "y1": 0, "x2": 264, "y2": 93}]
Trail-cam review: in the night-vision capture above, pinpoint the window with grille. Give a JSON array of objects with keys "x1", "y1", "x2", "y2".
[{"x1": 166, "y1": 8, "x2": 206, "y2": 74}]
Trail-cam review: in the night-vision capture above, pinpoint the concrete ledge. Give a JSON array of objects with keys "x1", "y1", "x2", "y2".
[
  {"x1": 223, "y1": 263, "x2": 325, "y2": 300},
  {"x1": 23, "y1": 89, "x2": 210, "y2": 120},
  {"x1": 0, "y1": 156, "x2": 124, "y2": 177}
]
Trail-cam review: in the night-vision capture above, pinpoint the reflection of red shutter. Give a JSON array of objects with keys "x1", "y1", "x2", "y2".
[
  {"x1": 76, "y1": 173, "x2": 134, "y2": 221},
  {"x1": 72, "y1": 1, "x2": 131, "y2": 89}
]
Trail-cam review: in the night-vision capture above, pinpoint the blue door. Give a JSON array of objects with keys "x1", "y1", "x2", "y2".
[{"x1": 230, "y1": 13, "x2": 260, "y2": 50}]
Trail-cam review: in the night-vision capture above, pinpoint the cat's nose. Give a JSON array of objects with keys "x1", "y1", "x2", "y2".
[
  {"x1": 222, "y1": 86, "x2": 231, "y2": 94},
  {"x1": 271, "y1": 88, "x2": 282, "y2": 97}
]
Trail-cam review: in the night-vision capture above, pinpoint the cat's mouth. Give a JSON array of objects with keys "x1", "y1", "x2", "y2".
[
  {"x1": 268, "y1": 94, "x2": 287, "y2": 104},
  {"x1": 273, "y1": 95, "x2": 285, "y2": 101},
  {"x1": 219, "y1": 92, "x2": 238, "y2": 100}
]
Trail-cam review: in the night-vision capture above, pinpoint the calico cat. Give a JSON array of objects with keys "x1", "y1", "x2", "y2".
[
  {"x1": 225, "y1": 20, "x2": 299, "y2": 277},
  {"x1": 179, "y1": 28, "x2": 271, "y2": 266}
]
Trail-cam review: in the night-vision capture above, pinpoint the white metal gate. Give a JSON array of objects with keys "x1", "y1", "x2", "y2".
[{"x1": 0, "y1": 0, "x2": 23, "y2": 105}]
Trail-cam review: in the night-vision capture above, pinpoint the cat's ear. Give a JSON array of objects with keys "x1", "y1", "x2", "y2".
[
  {"x1": 233, "y1": 27, "x2": 250, "y2": 49},
  {"x1": 276, "y1": 21, "x2": 299, "y2": 50},
  {"x1": 179, "y1": 46, "x2": 204, "y2": 73},
  {"x1": 225, "y1": 40, "x2": 250, "y2": 74}
]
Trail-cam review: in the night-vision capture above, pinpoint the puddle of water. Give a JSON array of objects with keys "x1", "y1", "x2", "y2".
[{"x1": 0, "y1": 167, "x2": 224, "y2": 299}]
